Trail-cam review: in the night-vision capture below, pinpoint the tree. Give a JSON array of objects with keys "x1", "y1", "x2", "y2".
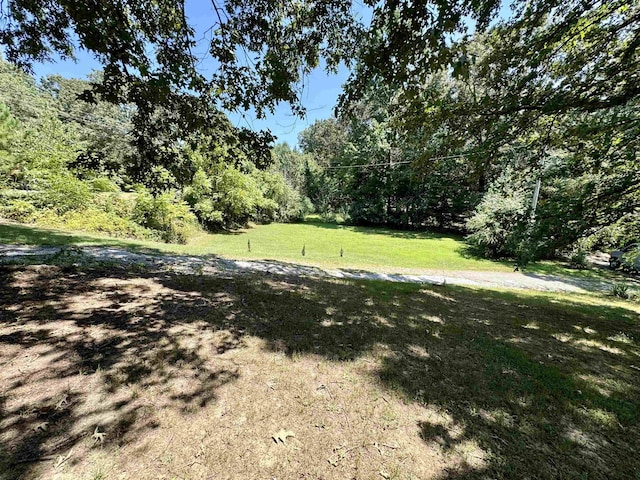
[
  {"x1": 340, "y1": 1, "x2": 639, "y2": 117},
  {"x1": 40, "y1": 73, "x2": 134, "y2": 183},
  {"x1": 298, "y1": 118, "x2": 348, "y2": 168},
  {"x1": 2, "y1": 0, "x2": 638, "y2": 251},
  {"x1": 270, "y1": 143, "x2": 308, "y2": 194},
  {"x1": 0, "y1": 60, "x2": 55, "y2": 124},
  {"x1": 0, "y1": 104, "x2": 19, "y2": 186},
  {"x1": 298, "y1": 118, "x2": 350, "y2": 217},
  {"x1": 1, "y1": 1, "x2": 359, "y2": 122},
  {"x1": 350, "y1": 2, "x2": 640, "y2": 255},
  {"x1": 3, "y1": 1, "x2": 637, "y2": 130}
]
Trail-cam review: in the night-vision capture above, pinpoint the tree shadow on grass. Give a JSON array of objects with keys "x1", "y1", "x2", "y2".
[
  {"x1": 0, "y1": 223, "x2": 115, "y2": 247},
  {"x1": 0, "y1": 222, "x2": 171, "y2": 257},
  {"x1": 0, "y1": 265, "x2": 242, "y2": 478},
  {"x1": 1, "y1": 265, "x2": 639, "y2": 478},
  {"x1": 453, "y1": 243, "x2": 514, "y2": 268},
  {"x1": 157, "y1": 274, "x2": 639, "y2": 478},
  {"x1": 298, "y1": 217, "x2": 460, "y2": 240},
  {"x1": 194, "y1": 276, "x2": 639, "y2": 479}
]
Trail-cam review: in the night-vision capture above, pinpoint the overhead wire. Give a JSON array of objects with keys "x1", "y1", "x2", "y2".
[{"x1": 323, "y1": 152, "x2": 476, "y2": 170}]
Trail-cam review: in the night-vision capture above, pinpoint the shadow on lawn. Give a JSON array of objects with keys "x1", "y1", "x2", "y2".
[
  {"x1": 455, "y1": 241, "x2": 640, "y2": 286},
  {"x1": 0, "y1": 223, "x2": 113, "y2": 247},
  {"x1": 0, "y1": 266, "x2": 241, "y2": 478},
  {"x1": 0, "y1": 265, "x2": 639, "y2": 479},
  {"x1": 298, "y1": 217, "x2": 457, "y2": 241},
  {"x1": 0, "y1": 222, "x2": 170, "y2": 256}
]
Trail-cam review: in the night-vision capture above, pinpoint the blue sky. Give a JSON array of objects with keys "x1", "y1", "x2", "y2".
[{"x1": 30, "y1": 1, "x2": 364, "y2": 148}]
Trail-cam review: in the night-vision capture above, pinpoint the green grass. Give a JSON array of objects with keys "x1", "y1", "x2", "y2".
[
  {"x1": 0, "y1": 218, "x2": 625, "y2": 280},
  {"x1": 189, "y1": 217, "x2": 515, "y2": 272}
]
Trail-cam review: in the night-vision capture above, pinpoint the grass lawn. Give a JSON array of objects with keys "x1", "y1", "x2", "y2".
[
  {"x1": 1, "y1": 264, "x2": 638, "y2": 479},
  {"x1": 0, "y1": 219, "x2": 624, "y2": 281}
]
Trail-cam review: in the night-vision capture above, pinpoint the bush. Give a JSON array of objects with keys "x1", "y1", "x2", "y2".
[
  {"x1": 92, "y1": 192, "x2": 136, "y2": 219},
  {"x1": 0, "y1": 199, "x2": 37, "y2": 222},
  {"x1": 215, "y1": 167, "x2": 264, "y2": 227},
  {"x1": 183, "y1": 166, "x2": 260, "y2": 229},
  {"x1": 466, "y1": 188, "x2": 530, "y2": 258},
  {"x1": 40, "y1": 174, "x2": 92, "y2": 214},
  {"x1": 90, "y1": 177, "x2": 120, "y2": 193},
  {"x1": 132, "y1": 188, "x2": 199, "y2": 243},
  {"x1": 569, "y1": 249, "x2": 588, "y2": 269},
  {"x1": 35, "y1": 208, "x2": 157, "y2": 240},
  {"x1": 610, "y1": 283, "x2": 633, "y2": 300},
  {"x1": 189, "y1": 198, "x2": 224, "y2": 228},
  {"x1": 300, "y1": 196, "x2": 315, "y2": 217},
  {"x1": 320, "y1": 210, "x2": 339, "y2": 223},
  {"x1": 254, "y1": 169, "x2": 304, "y2": 222}
]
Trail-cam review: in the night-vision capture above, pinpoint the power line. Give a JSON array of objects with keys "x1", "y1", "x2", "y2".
[
  {"x1": 322, "y1": 145, "x2": 534, "y2": 170},
  {"x1": 323, "y1": 152, "x2": 475, "y2": 170},
  {"x1": 325, "y1": 160, "x2": 411, "y2": 170}
]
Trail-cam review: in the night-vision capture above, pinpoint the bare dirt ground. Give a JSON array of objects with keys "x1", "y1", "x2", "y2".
[
  {"x1": 0, "y1": 266, "x2": 484, "y2": 480},
  {"x1": 1, "y1": 263, "x2": 639, "y2": 479},
  {"x1": 1, "y1": 244, "x2": 632, "y2": 293}
]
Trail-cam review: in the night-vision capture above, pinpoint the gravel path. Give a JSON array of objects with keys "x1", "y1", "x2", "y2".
[{"x1": 0, "y1": 244, "x2": 627, "y2": 293}]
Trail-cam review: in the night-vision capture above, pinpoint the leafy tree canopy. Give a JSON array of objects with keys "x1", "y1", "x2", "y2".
[{"x1": 2, "y1": 1, "x2": 636, "y2": 143}]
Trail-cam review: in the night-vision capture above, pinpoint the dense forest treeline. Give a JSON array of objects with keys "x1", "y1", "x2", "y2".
[
  {"x1": 295, "y1": 36, "x2": 639, "y2": 263},
  {"x1": 0, "y1": 0, "x2": 638, "y2": 264},
  {"x1": 1, "y1": 47, "x2": 638, "y2": 264},
  {"x1": 0, "y1": 59, "x2": 310, "y2": 243}
]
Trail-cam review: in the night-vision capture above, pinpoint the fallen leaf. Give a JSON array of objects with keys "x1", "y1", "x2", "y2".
[
  {"x1": 54, "y1": 449, "x2": 73, "y2": 470},
  {"x1": 55, "y1": 394, "x2": 69, "y2": 410},
  {"x1": 380, "y1": 470, "x2": 391, "y2": 479},
  {"x1": 272, "y1": 429, "x2": 295, "y2": 444},
  {"x1": 92, "y1": 426, "x2": 106, "y2": 443},
  {"x1": 34, "y1": 422, "x2": 48, "y2": 432}
]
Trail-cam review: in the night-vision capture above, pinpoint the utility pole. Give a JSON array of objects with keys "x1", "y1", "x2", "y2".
[{"x1": 531, "y1": 177, "x2": 541, "y2": 218}]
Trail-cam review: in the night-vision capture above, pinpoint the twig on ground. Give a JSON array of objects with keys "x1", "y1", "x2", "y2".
[
  {"x1": 381, "y1": 443, "x2": 399, "y2": 450},
  {"x1": 317, "y1": 383, "x2": 333, "y2": 399}
]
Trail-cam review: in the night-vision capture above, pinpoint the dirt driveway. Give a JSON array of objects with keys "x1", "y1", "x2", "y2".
[{"x1": 1, "y1": 244, "x2": 633, "y2": 293}]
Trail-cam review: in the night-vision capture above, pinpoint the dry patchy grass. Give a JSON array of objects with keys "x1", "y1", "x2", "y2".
[{"x1": 0, "y1": 265, "x2": 639, "y2": 479}]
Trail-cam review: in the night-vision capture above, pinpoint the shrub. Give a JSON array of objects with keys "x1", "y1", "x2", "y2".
[
  {"x1": 466, "y1": 188, "x2": 530, "y2": 258},
  {"x1": 0, "y1": 199, "x2": 37, "y2": 222},
  {"x1": 35, "y1": 208, "x2": 157, "y2": 240},
  {"x1": 40, "y1": 174, "x2": 92, "y2": 214},
  {"x1": 254, "y1": 169, "x2": 304, "y2": 222},
  {"x1": 300, "y1": 196, "x2": 315, "y2": 217},
  {"x1": 610, "y1": 283, "x2": 630, "y2": 300},
  {"x1": 320, "y1": 210, "x2": 339, "y2": 223},
  {"x1": 183, "y1": 166, "x2": 261, "y2": 229},
  {"x1": 92, "y1": 192, "x2": 136, "y2": 219},
  {"x1": 189, "y1": 198, "x2": 224, "y2": 228},
  {"x1": 609, "y1": 283, "x2": 638, "y2": 302},
  {"x1": 132, "y1": 188, "x2": 199, "y2": 243},
  {"x1": 90, "y1": 177, "x2": 120, "y2": 193},
  {"x1": 214, "y1": 167, "x2": 264, "y2": 227},
  {"x1": 569, "y1": 249, "x2": 588, "y2": 269}
]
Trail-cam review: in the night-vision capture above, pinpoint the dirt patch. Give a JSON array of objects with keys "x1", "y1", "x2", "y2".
[
  {"x1": 1, "y1": 244, "x2": 632, "y2": 292},
  {"x1": 1, "y1": 265, "x2": 639, "y2": 479}
]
